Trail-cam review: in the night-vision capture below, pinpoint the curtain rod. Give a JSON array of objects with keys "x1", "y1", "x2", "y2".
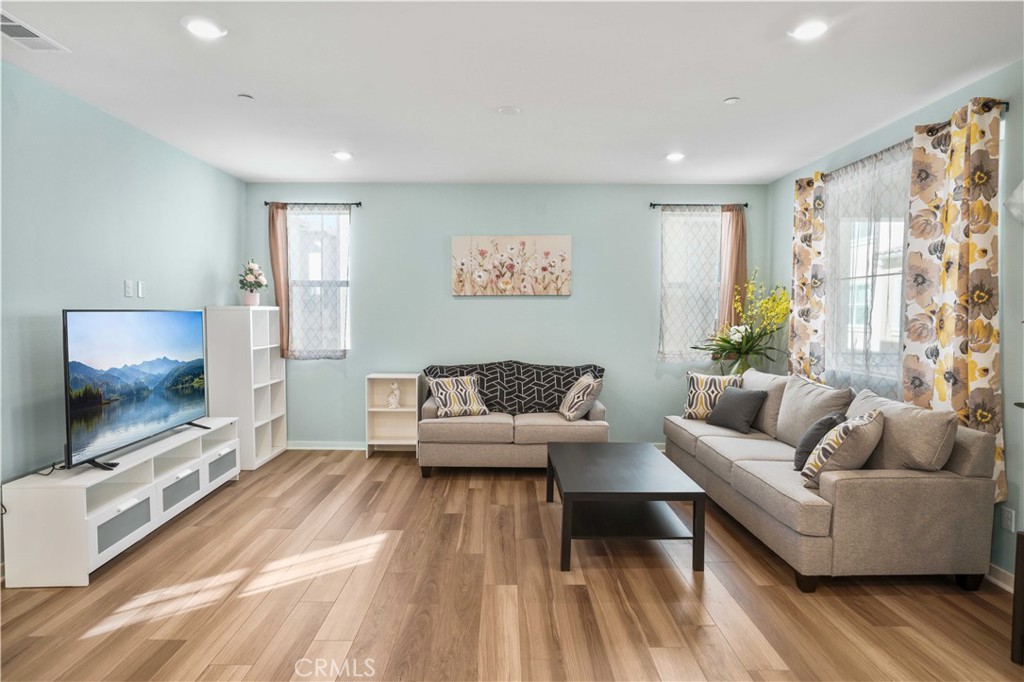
[
  {"x1": 264, "y1": 201, "x2": 362, "y2": 207},
  {"x1": 995, "y1": 100, "x2": 1010, "y2": 111},
  {"x1": 650, "y1": 202, "x2": 748, "y2": 209}
]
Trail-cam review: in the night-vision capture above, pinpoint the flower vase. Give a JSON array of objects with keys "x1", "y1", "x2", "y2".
[
  {"x1": 729, "y1": 355, "x2": 752, "y2": 375},
  {"x1": 243, "y1": 291, "x2": 260, "y2": 306}
]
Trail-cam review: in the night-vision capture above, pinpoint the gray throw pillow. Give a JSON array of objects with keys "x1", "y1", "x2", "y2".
[
  {"x1": 775, "y1": 375, "x2": 856, "y2": 447},
  {"x1": 848, "y1": 389, "x2": 959, "y2": 471},
  {"x1": 706, "y1": 387, "x2": 768, "y2": 434},
  {"x1": 794, "y1": 412, "x2": 847, "y2": 470},
  {"x1": 740, "y1": 369, "x2": 788, "y2": 438}
]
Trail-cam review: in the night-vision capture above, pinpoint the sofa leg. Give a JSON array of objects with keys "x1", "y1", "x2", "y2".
[
  {"x1": 955, "y1": 574, "x2": 984, "y2": 591},
  {"x1": 420, "y1": 466, "x2": 432, "y2": 479},
  {"x1": 794, "y1": 572, "x2": 819, "y2": 593}
]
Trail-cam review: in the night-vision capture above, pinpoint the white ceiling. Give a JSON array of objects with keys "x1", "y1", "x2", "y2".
[{"x1": 3, "y1": 2, "x2": 1022, "y2": 184}]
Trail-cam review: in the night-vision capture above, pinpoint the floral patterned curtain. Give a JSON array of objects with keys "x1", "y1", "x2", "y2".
[
  {"x1": 901, "y1": 98, "x2": 1005, "y2": 501},
  {"x1": 789, "y1": 172, "x2": 827, "y2": 381}
]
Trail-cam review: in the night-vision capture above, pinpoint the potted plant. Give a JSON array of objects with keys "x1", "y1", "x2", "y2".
[
  {"x1": 238, "y1": 259, "x2": 267, "y2": 306},
  {"x1": 691, "y1": 273, "x2": 790, "y2": 374}
]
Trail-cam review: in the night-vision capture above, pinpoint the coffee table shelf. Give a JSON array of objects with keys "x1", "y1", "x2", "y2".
[{"x1": 571, "y1": 500, "x2": 692, "y2": 540}]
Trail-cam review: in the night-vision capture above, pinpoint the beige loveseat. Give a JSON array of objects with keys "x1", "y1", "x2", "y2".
[
  {"x1": 418, "y1": 361, "x2": 610, "y2": 477},
  {"x1": 664, "y1": 369, "x2": 996, "y2": 592}
]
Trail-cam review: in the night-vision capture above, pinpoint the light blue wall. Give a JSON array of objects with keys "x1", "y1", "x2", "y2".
[
  {"x1": 243, "y1": 183, "x2": 771, "y2": 448},
  {"x1": 765, "y1": 60, "x2": 1024, "y2": 573},
  {"x1": 1, "y1": 64, "x2": 246, "y2": 481}
]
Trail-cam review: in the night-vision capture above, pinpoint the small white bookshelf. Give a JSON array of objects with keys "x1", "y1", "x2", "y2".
[
  {"x1": 366, "y1": 373, "x2": 420, "y2": 458},
  {"x1": 206, "y1": 306, "x2": 288, "y2": 469}
]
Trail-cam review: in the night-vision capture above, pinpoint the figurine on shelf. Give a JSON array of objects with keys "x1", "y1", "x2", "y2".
[{"x1": 386, "y1": 382, "x2": 401, "y2": 409}]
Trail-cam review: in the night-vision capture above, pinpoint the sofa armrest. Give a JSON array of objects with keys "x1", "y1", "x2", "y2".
[
  {"x1": 586, "y1": 399, "x2": 607, "y2": 421},
  {"x1": 819, "y1": 469, "x2": 995, "y2": 575},
  {"x1": 421, "y1": 396, "x2": 438, "y2": 420}
]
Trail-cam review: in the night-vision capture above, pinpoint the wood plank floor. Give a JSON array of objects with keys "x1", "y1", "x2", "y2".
[{"x1": 2, "y1": 450, "x2": 1020, "y2": 681}]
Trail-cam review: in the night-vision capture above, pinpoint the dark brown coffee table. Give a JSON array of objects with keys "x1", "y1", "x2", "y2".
[{"x1": 546, "y1": 442, "x2": 706, "y2": 571}]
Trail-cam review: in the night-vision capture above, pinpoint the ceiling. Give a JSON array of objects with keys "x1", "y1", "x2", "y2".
[{"x1": 3, "y1": 2, "x2": 1022, "y2": 184}]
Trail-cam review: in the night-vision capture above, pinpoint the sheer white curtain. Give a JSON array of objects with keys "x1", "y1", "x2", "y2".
[
  {"x1": 286, "y1": 204, "x2": 351, "y2": 360},
  {"x1": 822, "y1": 140, "x2": 912, "y2": 398},
  {"x1": 658, "y1": 206, "x2": 722, "y2": 362}
]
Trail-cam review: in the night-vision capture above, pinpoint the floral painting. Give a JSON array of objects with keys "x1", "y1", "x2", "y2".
[{"x1": 451, "y1": 236, "x2": 572, "y2": 296}]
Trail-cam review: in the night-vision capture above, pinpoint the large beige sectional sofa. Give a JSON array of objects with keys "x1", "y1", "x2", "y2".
[
  {"x1": 418, "y1": 360, "x2": 609, "y2": 477},
  {"x1": 664, "y1": 369, "x2": 996, "y2": 592}
]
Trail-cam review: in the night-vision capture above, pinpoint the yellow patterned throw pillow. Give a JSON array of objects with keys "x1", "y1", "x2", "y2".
[
  {"x1": 801, "y1": 409, "x2": 884, "y2": 489},
  {"x1": 682, "y1": 372, "x2": 743, "y2": 421},
  {"x1": 428, "y1": 375, "x2": 489, "y2": 418}
]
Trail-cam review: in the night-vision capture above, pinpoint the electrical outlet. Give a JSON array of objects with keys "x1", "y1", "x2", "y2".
[
  {"x1": 123, "y1": 279, "x2": 134, "y2": 297},
  {"x1": 1001, "y1": 506, "x2": 1016, "y2": 532},
  {"x1": 137, "y1": 280, "x2": 145, "y2": 298}
]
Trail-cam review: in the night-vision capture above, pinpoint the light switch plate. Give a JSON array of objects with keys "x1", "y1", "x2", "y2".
[
  {"x1": 137, "y1": 281, "x2": 145, "y2": 298},
  {"x1": 123, "y1": 279, "x2": 134, "y2": 297}
]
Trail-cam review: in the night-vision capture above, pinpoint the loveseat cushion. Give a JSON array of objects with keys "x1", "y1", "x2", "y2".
[
  {"x1": 732, "y1": 461, "x2": 833, "y2": 537},
  {"x1": 513, "y1": 413, "x2": 608, "y2": 444},
  {"x1": 775, "y1": 375, "x2": 856, "y2": 447},
  {"x1": 423, "y1": 360, "x2": 604, "y2": 415},
  {"x1": 418, "y1": 413, "x2": 514, "y2": 443},
  {"x1": 663, "y1": 416, "x2": 771, "y2": 455},
  {"x1": 695, "y1": 436, "x2": 796, "y2": 483},
  {"x1": 848, "y1": 389, "x2": 958, "y2": 472}
]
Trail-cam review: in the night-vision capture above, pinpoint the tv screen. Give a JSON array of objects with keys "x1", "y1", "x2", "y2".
[{"x1": 63, "y1": 310, "x2": 207, "y2": 467}]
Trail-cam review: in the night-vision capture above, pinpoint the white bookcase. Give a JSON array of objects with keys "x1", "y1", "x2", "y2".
[
  {"x1": 366, "y1": 373, "x2": 420, "y2": 458},
  {"x1": 2, "y1": 418, "x2": 239, "y2": 587},
  {"x1": 206, "y1": 306, "x2": 288, "y2": 469}
]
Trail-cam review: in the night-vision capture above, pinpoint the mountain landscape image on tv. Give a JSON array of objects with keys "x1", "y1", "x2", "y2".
[{"x1": 64, "y1": 310, "x2": 207, "y2": 466}]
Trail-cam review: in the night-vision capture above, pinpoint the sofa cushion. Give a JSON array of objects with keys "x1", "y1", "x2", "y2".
[
  {"x1": 427, "y1": 375, "x2": 489, "y2": 418},
  {"x1": 683, "y1": 372, "x2": 743, "y2": 420},
  {"x1": 418, "y1": 413, "x2": 514, "y2": 444},
  {"x1": 741, "y1": 369, "x2": 788, "y2": 438},
  {"x1": 513, "y1": 413, "x2": 608, "y2": 444},
  {"x1": 559, "y1": 373, "x2": 603, "y2": 421},
  {"x1": 423, "y1": 360, "x2": 605, "y2": 415},
  {"x1": 775, "y1": 375, "x2": 856, "y2": 447},
  {"x1": 794, "y1": 412, "x2": 847, "y2": 470},
  {"x1": 732, "y1": 461, "x2": 833, "y2": 537},
  {"x1": 849, "y1": 389, "x2": 959, "y2": 471},
  {"x1": 802, "y1": 409, "x2": 884, "y2": 489},
  {"x1": 695, "y1": 436, "x2": 796, "y2": 483},
  {"x1": 706, "y1": 387, "x2": 768, "y2": 434},
  {"x1": 663, "y1": 416, "x2": 772, "y2": 455}
]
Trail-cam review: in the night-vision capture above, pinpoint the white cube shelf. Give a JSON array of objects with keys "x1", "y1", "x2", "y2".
[{"x1": 366, "y1": 373, "x2": 420, "y2": 458}]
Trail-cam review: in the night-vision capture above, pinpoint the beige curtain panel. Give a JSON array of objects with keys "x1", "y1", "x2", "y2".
[
  {"x1": 901, "y1": 97, "x2": 1005, "y2": 501},
  {"x1": 719, "y1": 205, "x2": 748, "y2": 328},
  {"x1": 267, "y1": 202, "x2": 291, "y2": 358}
]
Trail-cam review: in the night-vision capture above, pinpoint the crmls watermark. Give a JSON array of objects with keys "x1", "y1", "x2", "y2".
[{"x1": 294, "y1": 657, "x2": 376, "y2": 678}]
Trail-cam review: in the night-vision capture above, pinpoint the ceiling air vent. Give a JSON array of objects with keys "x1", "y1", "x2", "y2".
[{"x1": 0, "y1": 12, "x2": 68, "y2": 52}]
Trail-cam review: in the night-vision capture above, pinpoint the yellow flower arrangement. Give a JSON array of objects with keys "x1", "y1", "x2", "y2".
[{"x1": 692, "y1": 271, "x2": 791, "y2": 374}]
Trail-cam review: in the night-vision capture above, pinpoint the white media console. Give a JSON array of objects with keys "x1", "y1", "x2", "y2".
[{"x1": 1, "y1": 417, "x2": 239, "y2": 587}]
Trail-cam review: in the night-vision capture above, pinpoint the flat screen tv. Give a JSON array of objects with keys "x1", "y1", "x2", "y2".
[{"x1": 63, "y1": 309, "x2": 207, "y2": 468}]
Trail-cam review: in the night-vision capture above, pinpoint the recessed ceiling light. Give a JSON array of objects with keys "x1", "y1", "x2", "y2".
[
  {"x1": 332, "y1": 151, "x2": 353, "y2": 161},
  {"x1": 182, "y1": 16, "x2": 227, "y2": 40},
  {"x1": 496, "y1": 106, "x2": 522, "y2": 115},
  {"x1": 666, "y1": 152, "x2": 685, "y2": 162},
  {"x1": 723, "y1": 97, "x2": 741, "y2": 105},
  {"x1": 788, "y1": 20, "x2": 828, "y2": 41}
]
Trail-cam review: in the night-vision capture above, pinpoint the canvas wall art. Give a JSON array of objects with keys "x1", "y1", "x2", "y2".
[{"x1": 451, "y1": 235, "x2": 572, "y2": 296}]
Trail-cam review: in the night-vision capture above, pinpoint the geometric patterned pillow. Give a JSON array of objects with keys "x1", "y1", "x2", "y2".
[
  {"x1": 682, "y1": 372, "x2": 742, "y2": 420},
  {"x1": 427, "y1": 375, "x2": 489, "y2": 418},
  {"x1": 559, "y1": 373, "x2": 603, "y2": 421},
  {"x1": 801, "y1": 409, "x2": 884, "y2": 489}
]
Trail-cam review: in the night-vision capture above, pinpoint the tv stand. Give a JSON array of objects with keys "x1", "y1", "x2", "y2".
[
  {"x1": 87, "y1": 460, "x2": 119, "y2": 470},
  {"x1": 186, "y1": 420, "x2": 212, "y2": 430},
  {"x1": 2, "y1": 417, "x2": 239, "y2": 587}
]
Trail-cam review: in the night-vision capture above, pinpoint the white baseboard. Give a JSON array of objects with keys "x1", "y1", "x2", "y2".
[
  {"x1": 987, "y1": 563, "x2": 1015, "y2": 592},
  {"x1": 287, "y1": 441, "x2": 366, "y2": 451}
]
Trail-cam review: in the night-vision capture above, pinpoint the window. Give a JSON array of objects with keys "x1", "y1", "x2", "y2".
[
  {"x1": 286, "y1": 204, "x2": 351, "y2": 360},
  {"x1": 822, "y1": 140, "x2": 912, "y2": 398},
  {"x1": 658, "y1": 206, "x2": 722, "y2": 362}
]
